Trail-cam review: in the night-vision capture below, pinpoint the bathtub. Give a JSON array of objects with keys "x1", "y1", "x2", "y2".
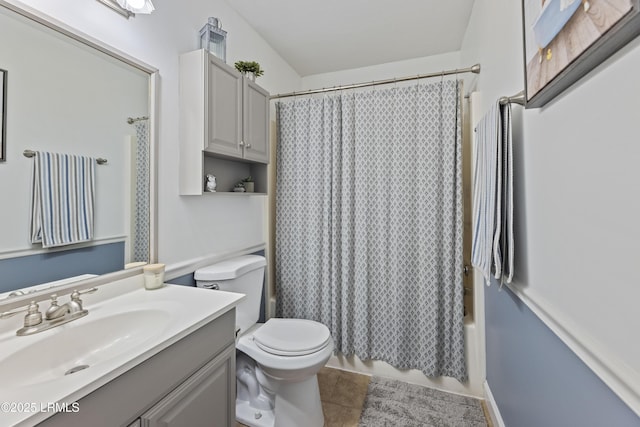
[
  {"x1": 532, "y1": 0, "x2": 583, "y2": 49},
  {"x1": 325, "y1": 313, "x2": 486, "y2": 398},
  {"x1": 270, "y1": 284, "x2": 486, "y2": 397}
]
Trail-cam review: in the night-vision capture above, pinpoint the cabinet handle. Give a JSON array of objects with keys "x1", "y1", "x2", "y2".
[
  {"x1": 245, "y1": 143, "x2": 252, "y2": 149},
  {"x1": 239, "y1": 141, "x2": 245, "y2": 147}
]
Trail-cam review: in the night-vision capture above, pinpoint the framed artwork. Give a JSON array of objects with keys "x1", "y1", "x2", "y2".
[
  {"x1": 522, "y1": 0, "x2": 640, "y2": 108},
  {"x1": 0, "y1": 69, "x2": 5, "y2": 161}
]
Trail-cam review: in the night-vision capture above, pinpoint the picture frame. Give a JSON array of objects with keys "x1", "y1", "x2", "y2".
[
  {"x1": 0, "y1": 68, "x2": 6, "y2": 161},
  {"x1": 522, "y1": 0, "x2": 640, "y2": 108}
]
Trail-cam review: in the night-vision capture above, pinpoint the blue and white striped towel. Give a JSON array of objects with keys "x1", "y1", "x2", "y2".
[{"x1": 29, "y1": 152, "x2": 96, "y2": 248}]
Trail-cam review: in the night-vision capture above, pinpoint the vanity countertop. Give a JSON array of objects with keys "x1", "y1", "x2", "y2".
[{"x1": 0, "y1": 276, "x2": 243, "y2": 427}]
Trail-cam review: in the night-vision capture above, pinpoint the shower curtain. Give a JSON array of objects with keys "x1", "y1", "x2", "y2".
[
  {"x1": 275, "y1": 80, "x2": 466, "y2": 381},
  {"x1": 133, "y1": 121, "x2": 150, "y2": 263}
]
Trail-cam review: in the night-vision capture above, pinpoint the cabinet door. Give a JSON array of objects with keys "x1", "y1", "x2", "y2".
[
  {"x1": 242, "y1": 78, "x2": 270, "y2": 164},
  {"x1": 141, "y1": 346, "x2": 235, "y2": 427},
  {"x1": 207, "y1": 55, "x2": 243, "y2": 159}
]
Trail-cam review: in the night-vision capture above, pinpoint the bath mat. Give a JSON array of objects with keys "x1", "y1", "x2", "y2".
[{"x1": 358, "y1": 376, "x2": 488, "y2": 427}]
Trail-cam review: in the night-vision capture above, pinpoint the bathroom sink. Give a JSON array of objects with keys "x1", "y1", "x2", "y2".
[
  {"x1": 0, "y1": 277, "x2": 244, "y2": 427},
  {"x1": 0, "y1": 309, "x2": 171, "y2": 389}
]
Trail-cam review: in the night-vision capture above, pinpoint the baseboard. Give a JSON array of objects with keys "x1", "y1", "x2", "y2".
[{"x1": 483, "y1": 381, "x2": 505, "y2": 427}]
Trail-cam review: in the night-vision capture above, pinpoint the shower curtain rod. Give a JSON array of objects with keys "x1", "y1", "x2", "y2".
[
  {"x1": 269, "y1": 64, "x2": 481, "y2": 100},
  {"x1": 127, "y1": 116, "x2": 148, "y2": 124}
]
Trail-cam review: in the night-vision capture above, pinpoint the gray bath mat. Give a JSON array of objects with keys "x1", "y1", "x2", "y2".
[{"x1": 358, "y1": 376, "x2": 488, "y2": 427}]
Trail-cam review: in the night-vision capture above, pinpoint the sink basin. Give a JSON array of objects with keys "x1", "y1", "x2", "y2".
[
  {"x1": 0, "y1": 275, "x2": 244, "y2": 427},
  {"x1": 0, "y1": 309, "x2": 171, "y2": 389}
]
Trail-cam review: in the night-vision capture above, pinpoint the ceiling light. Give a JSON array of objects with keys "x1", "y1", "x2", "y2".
[
  {"x1": 116, "y1": 0, "x2": 154, "y2": 14},
  {"x1": 97, "y1": 0, "x2": 154, "y2": 18}
]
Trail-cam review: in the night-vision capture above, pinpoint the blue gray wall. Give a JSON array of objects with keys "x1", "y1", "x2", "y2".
[
  {"x1": 0, "y1": 242, "x2": 124, "y2": 293},
  {"x1": 485, "y1": 284, "x2": 640, "y2": 426}
]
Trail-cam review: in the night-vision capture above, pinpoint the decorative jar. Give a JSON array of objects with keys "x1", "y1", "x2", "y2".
[{"x1": 199, "y1": 17, "x2": 227, "y2": 62}]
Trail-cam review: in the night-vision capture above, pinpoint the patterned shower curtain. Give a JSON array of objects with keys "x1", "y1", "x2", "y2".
[
  {"x1": 275, "y1": 80, "x2": 467, "y2": 381},
  {"x1": 133, "y1": 121, "x2": 150, "y2": 263}
]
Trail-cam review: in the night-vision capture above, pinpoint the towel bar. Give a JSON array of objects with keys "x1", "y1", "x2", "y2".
[
  {"x1": 499, "y1": 90, "x2": 525, "y2": 106},
  {"x1": 23, "y1": 150, "x2": 107, "y2": 165}
]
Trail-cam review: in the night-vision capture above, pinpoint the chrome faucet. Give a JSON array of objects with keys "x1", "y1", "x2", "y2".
[
  {"x1": 0, "y1": 288, "x2": 97, "y2": 336},
  {"x1": 45, "y1": 294, "x2": 82, "y2": 320}
]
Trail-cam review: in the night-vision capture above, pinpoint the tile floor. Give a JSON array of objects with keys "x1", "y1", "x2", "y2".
[
  {"x1": 236, "y1": 367, "x2": 370, "y2": 427},
  {"x1": 237, "y1": 366, "x2": 493, "y2": 427}
]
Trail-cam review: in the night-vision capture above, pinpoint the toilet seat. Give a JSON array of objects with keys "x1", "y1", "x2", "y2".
[{"x1": 252, "y1": 318, "x2": 331, "y2": 356}]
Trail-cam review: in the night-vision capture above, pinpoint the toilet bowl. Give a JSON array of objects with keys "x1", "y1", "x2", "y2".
[
  {"x1": 235, "y1": 319, "x2": 333, "y2": 427},
  {"x1": 195, "y1": 255, "x2": 334, "y2": 427}
]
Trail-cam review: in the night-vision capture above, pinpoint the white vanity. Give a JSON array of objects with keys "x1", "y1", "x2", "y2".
[{"x1": 0, "y1": 275, "x2": 243, "y2": 427}]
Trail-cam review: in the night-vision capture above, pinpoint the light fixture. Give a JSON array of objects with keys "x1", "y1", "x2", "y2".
[
  {"x1": 97, "y1": 0, "x2": 154, "y2": 18},
  {"x1": 116, "y1": 0, "x2": 154, "y2": 14}
]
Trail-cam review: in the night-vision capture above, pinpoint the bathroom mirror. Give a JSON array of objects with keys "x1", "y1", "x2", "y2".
[{"x1": 0, "y1": 0, "x2": 157, "y2": 299}]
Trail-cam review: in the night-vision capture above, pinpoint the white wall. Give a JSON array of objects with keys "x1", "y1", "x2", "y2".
[
  {"x1": 300, "y1": 51, "x2": 462, "y2": 91},
  {"x1": 461, "y1": 0, "x2": 640, "y2": 411},
  {"x1": 11, "y1": 0, "x2": 302, "y2": 265}
]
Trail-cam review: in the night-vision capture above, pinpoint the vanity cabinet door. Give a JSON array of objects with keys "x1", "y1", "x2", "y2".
[
  {"x1": 242, "y1": 78, "x2": 270, "y2": 164},
  {"x1": 141, "y1": 345, "x2": 235, "y2": 427}
]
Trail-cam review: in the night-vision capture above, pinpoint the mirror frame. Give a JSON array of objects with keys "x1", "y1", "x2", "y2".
[{"x1": 0, "y1": 0, "x2": 158, "y2": 311}]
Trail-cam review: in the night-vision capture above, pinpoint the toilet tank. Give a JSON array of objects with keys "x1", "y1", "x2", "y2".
[{"x1": 195, "y1": 255, "x2": 266, "y2": 336}]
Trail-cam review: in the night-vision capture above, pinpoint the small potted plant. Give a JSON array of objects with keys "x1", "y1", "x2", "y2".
[
  {"x1": 242, "y1": 176, "x2": 255, "y2": 193},
  {"x1": 234, "y1": 61, "x2": 264, "y2": 81}
]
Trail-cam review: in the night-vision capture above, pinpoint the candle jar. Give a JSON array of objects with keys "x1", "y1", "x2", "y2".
[{"x1": 143, "y1": 263, "x2": 165, "y2": 290}]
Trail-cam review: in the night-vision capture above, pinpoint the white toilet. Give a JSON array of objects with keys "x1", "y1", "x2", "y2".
[{"x1": 195, "y1": 255, "x2": 334, "y2": 427}]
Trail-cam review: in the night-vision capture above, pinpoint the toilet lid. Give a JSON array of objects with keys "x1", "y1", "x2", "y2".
[{"x1": 253, "y1": 318, "x2": 331, "y2": 356}]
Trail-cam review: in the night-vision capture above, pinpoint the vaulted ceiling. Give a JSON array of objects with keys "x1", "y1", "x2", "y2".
[{"x1": 225, "y1": 0, "x2": 476, "y2": 76}]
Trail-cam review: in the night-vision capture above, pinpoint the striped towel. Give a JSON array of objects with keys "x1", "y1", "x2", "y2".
[
  {"x1": 29, "y1": 152, "x2": 96, "y2": 248},
  {"x1": 471, "y1": 102, "x2": 514, "y2": 285},
  {"x1": 471, "y1": 103, "x2": 500, "y2": 285}
]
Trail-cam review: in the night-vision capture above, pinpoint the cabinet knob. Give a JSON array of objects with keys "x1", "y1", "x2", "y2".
[
  {"x1": 245, "y1": 143, "x2": 252, "y2": 149},
  {"x1": 239, "y1": 141, "x2": 245, "y2": 147}
]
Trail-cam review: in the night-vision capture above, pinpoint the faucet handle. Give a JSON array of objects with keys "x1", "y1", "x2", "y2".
[
  {"x1": 24, "y1": 301, "x2": 43, "y2": 327},
  {"x1": 0, "y1": 301, "x2": 42, "y2": 327},
  {"x1": 69, "y1": 288, "x2": 97, "y2": 311},
  {"x1": 71, "y1": 288, "x2": 98, "y2": 298}
]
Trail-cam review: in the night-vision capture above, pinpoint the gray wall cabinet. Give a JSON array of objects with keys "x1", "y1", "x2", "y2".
[{"x1": 179, "y1": 49, "x2": 269, "y2": 195}]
